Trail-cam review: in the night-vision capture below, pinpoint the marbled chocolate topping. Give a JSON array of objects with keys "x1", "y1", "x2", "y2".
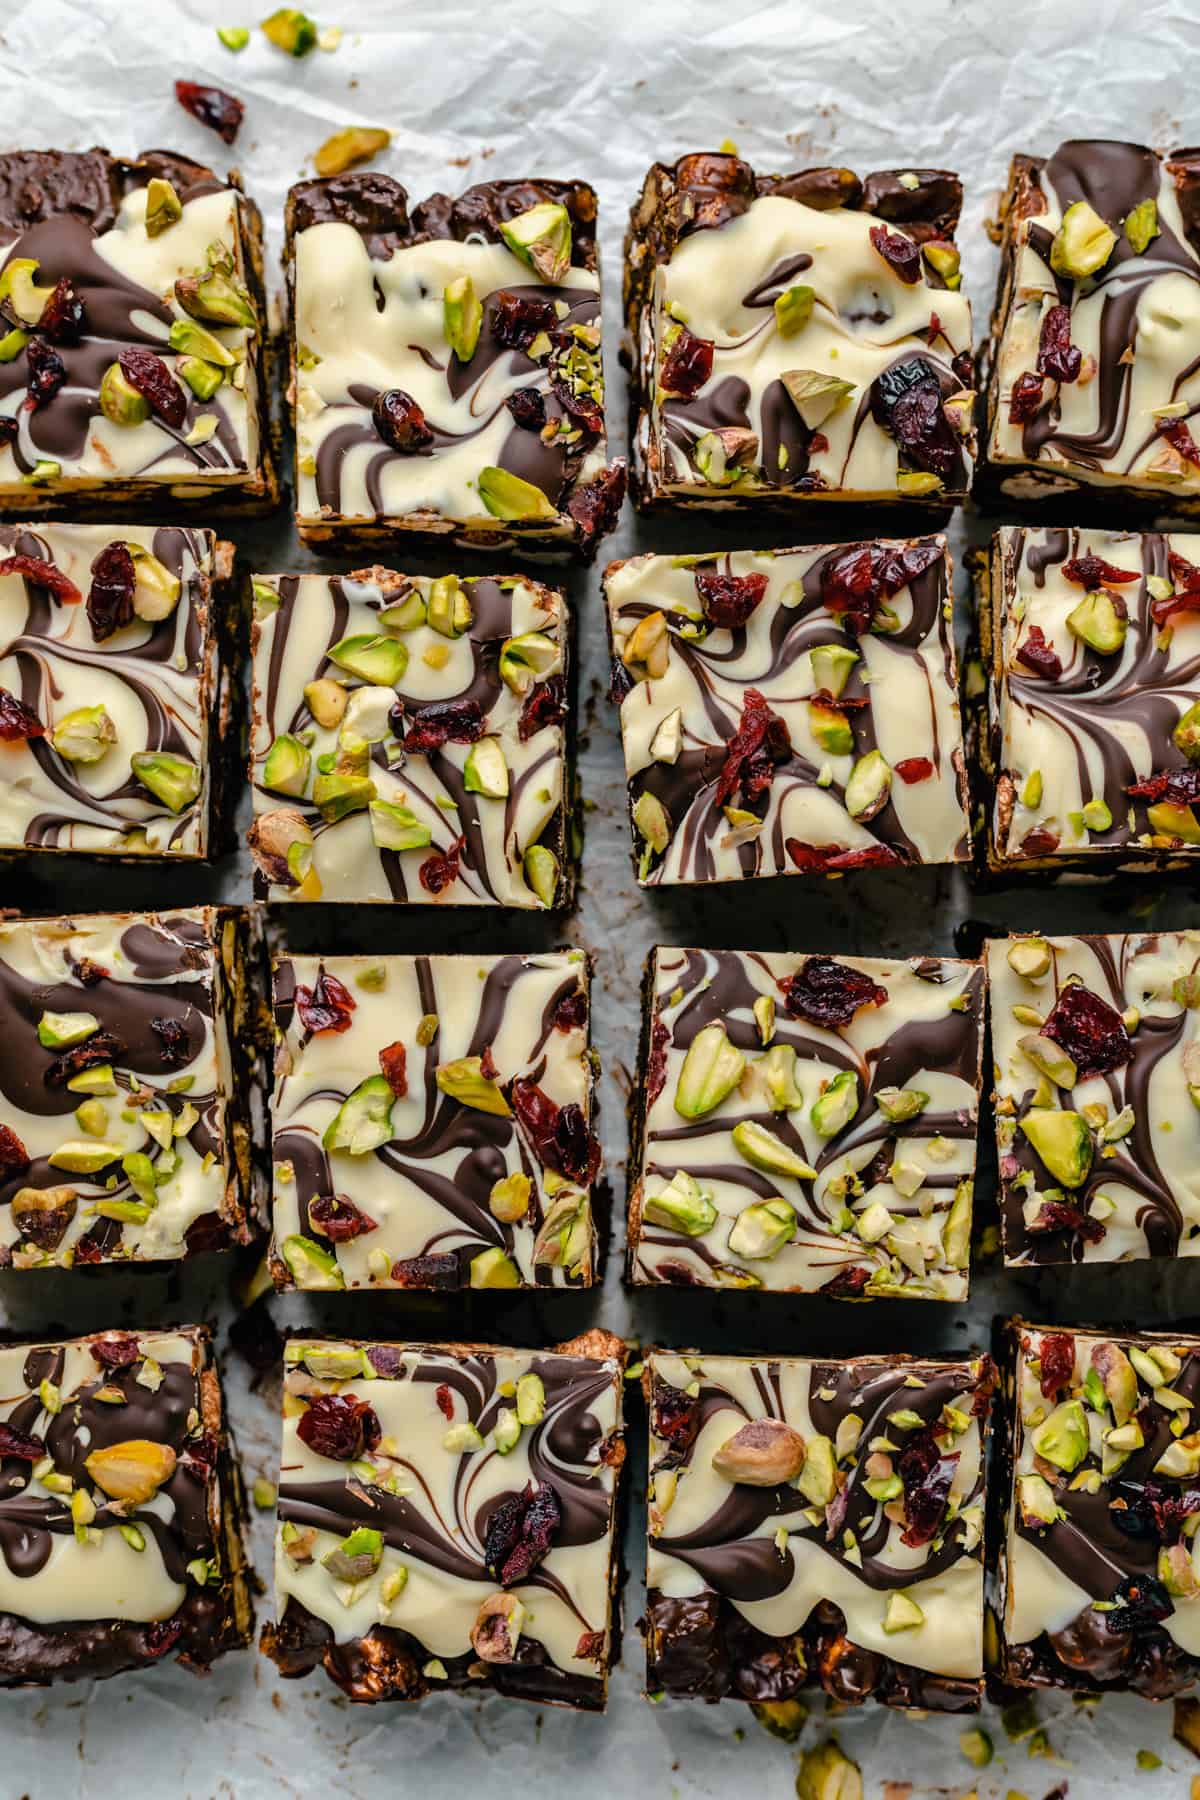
[
  {"x1": 265, "y1": 1335, "x2": 623, "y2": 1710},
  {"x1": 990, "y1": 931, "x2": 1200, "y2": 1265},
  {"x1": 630, "y1": 947, "x2": 983, "y2": 1299},
  {"x1": 270, "y1": 951, "x2": 598, "y2": 1291},
  {"x1": 606, "y1": 540, "x2": 970, "y2": 886},
  {"x1": 0, "y1": 1325, "x2": 252, "y2": 1687},
  {"x1": 0, "y1": 522, "x2": 218, "y2": 855},
  {"x1": 988, "y1": 526, "x2": 1200, "y2": 868},
  {"x1": 646, "y1": 1349, "x2": 992, "y2": 1709}
]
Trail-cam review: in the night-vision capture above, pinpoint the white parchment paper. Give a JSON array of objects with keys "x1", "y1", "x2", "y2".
[{"x1": 2, "y1": 0, "x2": 1200, "y2": 1792}]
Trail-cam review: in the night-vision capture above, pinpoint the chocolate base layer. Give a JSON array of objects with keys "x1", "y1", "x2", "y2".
[
  {"x1": 623, "y1": 151, "x2": 973, "y2": 516},
  {"x1": 284, "y1": 174, "x2": 624, "y2": 561},
  {"x1": 0, "y1": 148, "x2": 279, "y2": 522}
]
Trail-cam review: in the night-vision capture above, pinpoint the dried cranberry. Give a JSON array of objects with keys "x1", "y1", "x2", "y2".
[
  {"x1": 660, "y1": 326, "x2": 713, "y2": 397},
  {"x1": 653, "y1": 1381, "x2": 699, "y2": 1455},
  {"x1": 819, "y1": 539, "x2": 942, "y2": 635},
  {"x1": 490, "y1": 291, "x2": 557, "y2": 350},
  {"x1": 1170, "y1": 549, "x2": 1200, "y2": 590},
  {"x1": 610, "y1": 659, "x2": 634, "y2": 703},
  {"x1": 646, "y1": 1016, "x2": 670, "y2": 1108},
  {"x1": 868, "y1": 223, "x2": 921, "y2": 283},
  {"x1": 72, "y1": 1234, "x2": 105, "y2": 1264},
  {"x1": 24, "y1": 337, "x2": 66, "y2": 410},
  {"x1": 86, "y1": 541, "x2": 136, "y2": 642},
  {"x1": 151, "y1": 1017, "x2": 190, "y2": 1067},
  {"x1": 897, "y1": 1426, "x2": 958, "y2": 1548},
  {"x1": 0, "y1": 686, "x2": 45, "y2": 741},
  {"x1": 820, "y1": 1265, "x2": 871, "y2": 1296},
  {"x1": 509, "y1": 1076, "x2": 601, "y2": 1185},
  {"x1": 0, "y1": 1124, "x2": 29, "y2": 1173},
  {"x1": 786, "y1": 841, "x2": 904, "y2": 874},
  {"x1": 366, "y1": 1345, "x2": 405, "y2": 1377},
  {"x1": 1009, "y1": 371, "x2": 1045, "y2": 423},
  {"x1": 1042, "y1": 981, "x2": 1132, "y2": 1077},
  {"x1": 43, "y1": 1029, "x2": 124, "y2": 1087},
  {"x1": 372, "y1": 388, "x2": 433, "y2": 452},
  {"x1": 506, "y1": 386, "x2": 546, "y2": 430},
  {"x1": 518, "y1": 674, "x2": 565, "y2": 742},
  {"x1": 1127, "y1": 767, "x2": 1200, "y2": 805},
  {"x1": 378, "y1": 1040, "x2": 408, "y2": 1097},
  {"x1": 435, "y1": 1385, "x2": 454, "y2": 1421},
  {"x1": 1021, "y1": 827, "x2": 1060, "y2": 856},
  {"x1": 36, "y1": 277, "x2": 85, "y2": 344},
  {"x1": 567, "y1": 461, "x2": 626, "y2": 545},
  {"x1": 713, "y1": 687, "x2": 791, "y2": 809},
  {"x1": 296, "y1": 1392, "x2": 381, "y2": 1462},
  {"x1": 390, "y1": 1253, "x2": 459, "y2": 1288},
  {"x1": 576, "y1": 1630, "x2": 605, "y2": 1661},
  {"x1": 90, "y1": 1333, "x2": 140, "y2": 1370},
  {"x1": 1144, "y1": 1482, "x2": 1200, "y2": 1544},
  {"x1": 780, "y1": 956, "x2": 888, "y2": 1028},
  {"x1": 143, "y1": 1618, "x2": 184, "y2": 1658},
  {"x1": 1160, "y1": 416, "x2": 1200, "y2": 468},
  {"x1": 894, "y1": 756, "x2": 934, "y2": 783},
  {"x1": 1063, "y1": 553, "x2": 1138, "y2": 589},
  {"x1": 399, "y1": 698, "x2": 485, "y2": 752},
  {"x1": 1037, "y1": 304, "x2": 1081, "y2": 384},
  {"x1": 294, "y1": 969, "x2": 356, "y2": 1036},
  {"x1": 174, "y1": 79, "x2": 244, "y2": 145},
  {"x1": 1111, "y1": 1573, "x2": 1174, "y2": 1628},
  {"x1": 1037, "y1": 1332, "x2": 1076, "y2": 1399},
  {"x1": 0, "y1": 1421, "x2": 45, "y2": 1460},
  {"x1": 694, "y1": 568, "x2": 768, "y2": 629},
  {"x1": 484, "y1": 1480, "x2": 562, "y2": 1587},
  {"x1": 308, "y1": 1194, "x2": 377, "y2": 1242},
  {"x1": 72, "y1": 958, "x2": 107, "y2": 986},
  {"x1": 419, "y1": 836, "x2": 464, "y2": 895},
  {"x1": 553, "y1": 987, "x2": 588, "y2": 1031},
  {"x1": 1015, "y1": 624, "x2": 1062, "y2": 680},
  {"x1": 1026, "y1": 1199, "x2": 1106, "y2": 1245},
  {"x1": 869, "y1": 357, "x2": 958, "y2": 482}
]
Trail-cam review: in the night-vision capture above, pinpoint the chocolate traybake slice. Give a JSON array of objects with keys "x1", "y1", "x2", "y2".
[
  {"x1": 628, "y1": 947, "x2": 984, "y2": 1300},
  {"x1": 269, "y1": 949, "x2": 599, "y2": 1292},
  {"x1": 645, "y1": 1347, "x2": 994, "y2": 1709},
  {"x1": 0, "y1": 522, "x2": 240, "y2": 859},
  {"x1": 0, "y1": 907, "x2": 268, "y2": 1269},
  {"x1": 263, "y1": 1330, "x2": 625, "y2": 1708},
  {"x1": 0, "y1": 147, "x2": 276, "y2": 516},
  {"x1": 992, "y1": 1320, "x2": 1200, "y2": 1700},
  {"x1": 284, "y1": 174, "x2": 624, "y2": 556},
  {"x1": 976, "y1": 525, "x2": 1200, "y2": 875},
  {"x1": 624, "y1": 151, "x2": 975, "y2": 514},
  {"x1": 248, "y1": 566, "x2": 573, "y2": 907},
  {"x1": 0, "y1": 1324, "x2": 254, "y2": 1686},
  {"x1": 605, "y1": 537, "x2": 971, "y2": 886},
  {"x1": 989, "y1": 930, "x2": 1200, "y2": 1267}
]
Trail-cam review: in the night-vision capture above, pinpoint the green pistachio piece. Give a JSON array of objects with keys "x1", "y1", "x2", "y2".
[
  {"x1": 498, "y1": 630, "x2": 559, "y2": 695},
  {"x1": 1050, "y1": 200, "x2": 1117, "y2": 279},
  {"x1": 645, "y1": 709, "x2": 682, "y2": 765},
  {"x1": 174, "y1": 265, "x2": 255, "y2": 329},
  {"x1": 0, "y1": 258, "x2": 52, "y2": 325},
  {"x1": 301, "y1": 1344, "x2": 364, "y2": 1380},
  {"x1": 489, "y1": 1172, "x2": 531, "y2": 1223},
  {"x1": 693, "y1": 426, "x2": 758, "y2": 483},
  {"x1": 844, "y1": 749, "x2": 891, "y2": 821},
  {"x1": 304, "y1": 678, "x2": 348, "y2": 729},
  {"x1": 753, "y1": 994, "x2": 775, "y2": 1044},
  {"x1": 727, "y1": 1197, "x2": 797, "y2": 1261},
  {"x1": 0, "y1": 327, "x2": 29, "y2": 362},
  {"x1": 1018, "y1": 1032, "x2": 1078, "y2": 1088},
  {"x1": 327, "y1": 633, "x2": 408, "y2": 686},
  {"x1": 633, "y1": 790, "x2": 671, "y2": 855},
  {"x1": 252, "y1": 578, "x2": 280, "y2": 618},
  {"x1": 499, "y1": 201, "x2": 572, "y2": 283},
  {"x1": 143, "y1": 178, "x2": 183, "y2": 240},
  {"x1": 1067, "y1": 590, "x2": 1127, "y2": 655},
  {"x1": 99, "y1": 362, "x2": 151, "y2": 427},
  {"x1": 782, "y1": 370, "x2": 856, "y2": 429},
  {"x1": 1091, "y1": 1340, "x2": 1137, "y2": 1425},
  {"x1": 95, "y1": 1197, "x2": 153, "y2": 1224},
  {"x1": 796, "y1": 1434, "x2": 837, "y2": 1507},
  {"x1": 1082, "y1": 797, "x2": 1112, "y2": 832},
  {"x1": 751, "y1": 1699, "x2": 809, "y2": 1743},
  {"x1": 443, "y1": 275, "x2": 482, "y2": 362},
  {"x1": 379, "y1": 590, "x2": 427, "y2": 633},
  {"x1": 313, "y1": 127, "x2": 391, "y2": 179},
  {"x1": 323, "y1": 1074, "x2": 395, "y2": 1155},
  {"x1": 262, "y1": 733, "x2": 311, "y2": 797},
  {"x1": 854, "y1": 1199, "x2": 892, "y2": 1243},
  {"x1": 875, "y1": 1086, "x2": 929, "y2": 1122},
  {"x1": 1147, "y1": 799, "x2": 1200, "y2": 843},
  {"x1": 1031, "y1": 1398, "x2": 1089, "y2": 1472},
  {"x1": 731, "y1": 1119, "x2": 817, "y2": 1180},
  {"x1": 1174, "y1": 700, "x2": 1200, "y2": 764},
  {"x1": 463, "y1": 737, "x2": 509, "y2": 798},
  {"x1": 74, "y1": 1099, "x2": 108, "y2": 1137},
  {"x1": 369, "y1": 800, "x2": 432, "y2": 852},
  {"x1": 426, "y1": 574, "x2": 473, "y2": 639},
  {"x1": 921, "y1": 239, "x2": 961, "y2": 287},
  {"x1": 1008, "y1": 936, "x2": 1051, "y2": 979},
  {"x1": 128, "y1": 546, "x2": 181, "y2": 621},
  {"x1": 443, "y1": 1421, "x2": 485, "y2": 1455},
  {"x1": 469, "y1": 1246, "x2": 521, "y2": 1289},
  {"x1": 477, "y1": 465, "x2": 559, "y2": 521},
  {"x1": 516, "y1": 1372, "x2": 545, "y2": 1426},
  {"x1": 807, "y1": 700, "x2": 854, "y2": 756},
  {"x1": 1018, "y1": 1472, "x2": 1062, "y2": 1527},
  {"x1": 774, "y1": 284, "x2": 815, "y2": 338},
  {"x1": 896, "y1": 470, "x2": 942, "y2": 496},
  {"x1": 643, "y1": 1169, "x2": 718, "y2": 1236},
  {"x1": 168, "y1": 317, "x2": 236, "y2": 368},
  {"x1": 37, "y1": 1010, "x2": 99, "y2": 1050},
  {"x1": 435, "y1": 1057, "x2": 511, "y2": 1116},
  {"x1": 1125, "y1": 198, "x2": 1159, "y2": 254},
  {"x1": 810, "y1": 643, "x2": 859, "y2": 698},
  {"x1": 797, "y1": 1742, "x2": 862, "y2": 1800},
  {"x1": 130, "y1": 751, "x2": 200, "y2": 813},
  {"x1": 68, "y1": 1064, "x2": 116, "y2": 1095},
  {"x1": 493, "y1": 1408, "x2": 522, "y2": 1454},
  {"x1": 674, "y1": 1022, "x2": 745, "y2": 1118},
  {"x1": 282, "y1": 1234, "x2": 345, "y2": 1290},
  {"x1": 941, "y1": 1178, "x2": 973, "y2": 1270},
  {"x1": 24, "y1": 459, "x2": 61, "y2": 485},
  {"x1": 523, "y1": 844, "x2": 560, "y2": 907},
  {"x1": 1021, "y1": 769, "x2": 1044, "y2": 808},
  {"x1": 1019, "y1": 1108, "x2": 1093, "y2": 1188},
  {"x1": 532, "y1": 1193, "x2": 592, "y2": 1276},
  {"x1": 756, "y1": 1044, "x2": 804, "y2": 1111},
  {"x1": 47, "y1": 1138, "x2": 122, "y2": 1174},
  {"x1": 322, "y1": 1526, "x2": 383, "y2": 1581},
  {"x1": 218, "y1": 25, "x2": 251, "y2": 49},
  {"x1": 1154, "y1": 1431, "x2": 1200, "y2": 1477},
  {"x1": 261, "y1": 7, "x2": 318, "y2": 53},
  {"x1": 810, "y1": 1069, "x2": 859, "y2": 1138},
  {"x1": 312, "y1": 771, "x2": 376, "y2": 822}
]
